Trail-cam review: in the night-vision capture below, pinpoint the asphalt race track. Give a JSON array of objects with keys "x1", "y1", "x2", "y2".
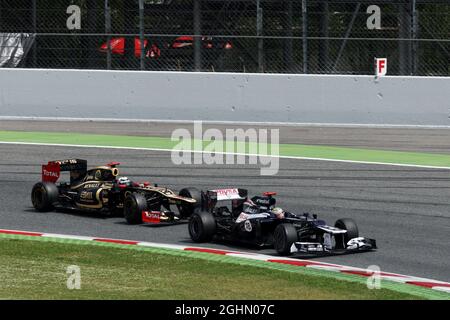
[{"x1": 0, "y1": 143, "x2": 449, "y2": 282}]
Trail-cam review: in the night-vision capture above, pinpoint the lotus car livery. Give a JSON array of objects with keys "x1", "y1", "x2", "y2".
[
  {"x1": 188, "y1": 188, "x2": 377, "y2": 256},
  {"x1": 31, "y1": 159, "x2": 201, "y2": 224}
]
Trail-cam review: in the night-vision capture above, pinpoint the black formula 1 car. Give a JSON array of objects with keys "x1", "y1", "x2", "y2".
[
  {"x1": 31, "y1": 159, "x2": 201, "y2": 224},
  {"x1": 188, "y1": 188, "x2": 376, "y2": 256}
]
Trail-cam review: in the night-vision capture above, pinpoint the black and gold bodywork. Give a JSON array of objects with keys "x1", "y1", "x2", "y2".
[{"x1": 32, "y1": 159, "x2": 199, "y2": 223}]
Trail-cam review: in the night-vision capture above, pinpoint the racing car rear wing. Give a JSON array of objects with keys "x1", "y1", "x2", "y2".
[
  {"x1": 207, "y1": 188, "x2": 248, "y2": 201},
  {"x1": 202, "y1": 188, "x2": 249, "y2": 213},
  {"x1": 42, "y1": 159, "x2": 87, "y2": 184}
]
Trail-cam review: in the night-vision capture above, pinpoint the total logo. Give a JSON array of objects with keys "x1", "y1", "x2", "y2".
[
  {"x1": 144, "y1": 211, "x2": 160, "y2": 219},
  {"x1": 142, "y1": 211, "x2": 161, "y2": 223},
  {"x1": 43, "y1": 170, "x2": 59, "y2": 178}
]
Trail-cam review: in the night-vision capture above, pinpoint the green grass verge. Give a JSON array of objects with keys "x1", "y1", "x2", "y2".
[
  {"x1": 1, "y1": 130, "x2": 450, "y2": 168},
  {"x1": 0, "y1": 234, "x2": 448, "y2": 300}
]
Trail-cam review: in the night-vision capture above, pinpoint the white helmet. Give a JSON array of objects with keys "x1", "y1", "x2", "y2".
[
  {"x1": 271, "y1": 207, "x2": 285, "y2": 219},
  {"x1": 118, "y1": 177, "x2": 131, "y2": 186}
]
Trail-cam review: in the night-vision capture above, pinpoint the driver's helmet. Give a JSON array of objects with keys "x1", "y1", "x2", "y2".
[
  {"x1": 243, "y1": 199, "x2": 259, "y2": 214},
  {"x1": 271, "y1": 207, "x2": 285, "y2": 219},
  {"x1": 117, "y1": 176, "x2": 131, "y2": 186}
]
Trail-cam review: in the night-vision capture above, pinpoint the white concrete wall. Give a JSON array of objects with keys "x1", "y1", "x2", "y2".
[{"x1": 0, "y1": 68, "x2": 449, "y2": 125}]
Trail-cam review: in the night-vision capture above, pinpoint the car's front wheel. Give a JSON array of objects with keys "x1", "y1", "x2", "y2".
[
  {"x1": 123, "y1": 193, "x2": 147, "y2": 224},
  {"x1": 31, "y1": 182, "x2": 59, "y2": 212},
  {"x1": 273, "y1": 223, "x2": 298, "y2": 256},
  {"x1": 335, "y1": 218, "x2": 359, "y2": 249},
  {"x1": 177, "y1": 187, "x2": 202, "y2": 218}
]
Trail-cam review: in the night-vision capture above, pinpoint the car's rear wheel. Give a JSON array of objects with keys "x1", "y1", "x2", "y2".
[
  {"x1": 273, "y1": 223, "x2": 298, "y2": 256},
  {"x1": 189, "y1": 211, "x2": 216, "y2": 242},
  {"x1": 335, "y1": 218, "x2": 359, "y2": 249},
  {"x1": 177, "y1": 187, "x2": 202, "y2": 218},
  {"x1": 31, "y1": 182, "x2": 59, "y2": 212},
  {"x1": 124, "y1": 193, "x2": 147, "y2": 224}
]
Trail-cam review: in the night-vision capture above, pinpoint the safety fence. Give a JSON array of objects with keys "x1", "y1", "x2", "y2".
[{"x1": 0, "y1": 0, "x2": 448, "y2": 75}]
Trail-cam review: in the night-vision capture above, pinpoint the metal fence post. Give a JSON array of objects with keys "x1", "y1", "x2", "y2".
[
  {"x1": 87, "y1": 0, "x2": 100, "y2": 69},
  {"x1": 319, "y1": 1, "x2": 330, "y2": 72},
  {"x1": 283, "y1": 0, "x2": 294, "y2": 72},
  {"x1": 399, "y1": 3, "x2": 411, "y2": 75},
  {"x1": 194, "y1": 0, "x2": 202, "y2": 71},
  {"x1": 302, "y1": 0, "x2": 308, "y2": 74},
  {"x1": 411, "y1": 0, "x2": 418, "y2": 75},
  {"x1": 257, "y1": 0, "x2": 264, "y2": 73},
  {"x1": 32, "y1": 0, "x2": 37, "y2": 67},
  {"x1": 105, "y1": 0, "x2": 112, "y2": 70},
  {"x1": 139, "y1": 0, "x2": 145, "y2": 71}
]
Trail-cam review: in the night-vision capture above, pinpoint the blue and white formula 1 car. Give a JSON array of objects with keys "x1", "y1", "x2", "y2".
[{"x1": 188, "y1": 188, "x2": 377, "y2": 256}]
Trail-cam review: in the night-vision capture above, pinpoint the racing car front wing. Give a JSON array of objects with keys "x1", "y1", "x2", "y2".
[
  {"x1": 142, "y1": 210, "x2": 180, "y2": 224},
  {"x1": 290, "y1": 237, "x2": 377, "y2": 254}
]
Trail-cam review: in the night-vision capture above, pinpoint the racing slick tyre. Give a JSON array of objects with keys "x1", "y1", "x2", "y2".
[
  {"x1": 189, "y1": 211, "x2": 216, "y2": 242},
  {"x1": 124, "y1": 193, "x2": 147, "y2": 224},
  {"x1": 273, "y1": 223, "x2": 298, "y2": 256},
  {"x1": 335, "y1": 218, "x2": 359, "y2": 249},
  {"x1": 177, "y1": 187, "x2": 202, "y2": 218},
  {"x1": 31, "y1": 182, "x2": 59, "y2": 212}
]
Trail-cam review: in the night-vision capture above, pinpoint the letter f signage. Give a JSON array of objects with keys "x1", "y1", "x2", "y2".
[{"x1": 375, "y1": 58, "x2": 387, "y2": 77}]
